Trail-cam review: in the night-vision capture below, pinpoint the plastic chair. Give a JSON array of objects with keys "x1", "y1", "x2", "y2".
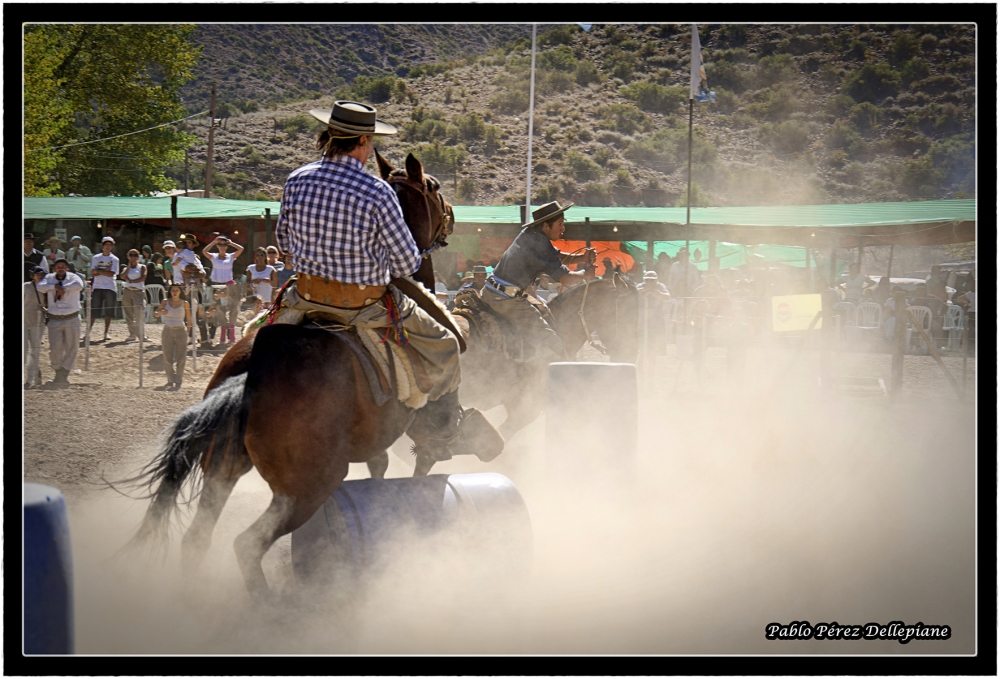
[
  {"x1": 833, "y1": 302, "x2": 856, "y2": 343},
  {"x1": 145, "y1": 284, "x2": 165, "y2": 323},
  {"x1": 665, "y1": 299, "x2": 686, "y2": 339},
  {"x1": 906, "y1": 306, "x2": 932, "y2": 353},
  {"x1": 942, "y1": 304, "x2": 964, "y2": 351},
  {"x1": 851, "y1": 302, "x2": 882, "y2": 344}
]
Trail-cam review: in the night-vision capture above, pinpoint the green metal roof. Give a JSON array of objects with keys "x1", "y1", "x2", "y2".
[
  {"x1": 450, "y1": 200, "x2": 975, "y2": 227},
  {"x1": 23, "y1": 196, "x2": 282, "y2": 221}
]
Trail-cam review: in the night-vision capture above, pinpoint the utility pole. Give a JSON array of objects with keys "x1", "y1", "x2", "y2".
[{"x1": 204, "y1": 84, "x2": 217, "y2": 198}]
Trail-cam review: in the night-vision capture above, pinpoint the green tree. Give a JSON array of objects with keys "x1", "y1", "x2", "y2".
[{"x1": 23, "y1": 24, "x2": 200, "y2": 196}]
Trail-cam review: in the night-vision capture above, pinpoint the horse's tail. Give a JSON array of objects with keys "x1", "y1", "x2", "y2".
[{"x1": 123, "y1": 373, "x2": 250, "y2": 556}]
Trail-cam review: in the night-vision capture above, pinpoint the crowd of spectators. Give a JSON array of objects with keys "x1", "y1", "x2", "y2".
[{"x1": 23, "y1": 231, "x2": 299, "y2": 388}]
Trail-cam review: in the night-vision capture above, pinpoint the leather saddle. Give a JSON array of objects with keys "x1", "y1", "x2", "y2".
[{"x1": 451, "y1": 289, "x2": 522, "y2": 360}]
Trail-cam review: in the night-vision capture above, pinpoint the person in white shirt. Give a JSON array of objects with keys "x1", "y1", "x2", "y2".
[
  {"x1": 24, "y1": 266, "x2": 48, "y2": 388},
  {"x1": 247, "y1": 247, "x2": 278, "y2": 306},
  {"x1": 42, "y1": 236, "x2": 66, "y2": 270},
  {"x1": 162, "y1": 240, "x2": 178, "y2": 284},
  {"x1": 36, "y1": 259, "x2": 84, "y2": 387},
  {"x1": 119, "y1": 249, "x2": 147, "y2": 342},
  {"x1": 838, "y1": 263, "x2": 875, "y2": 304},
  {"x1": 667, "y1": 247, "x2": 701, "y2": 299},
  {"x1": 89, "y1": 236, "x2": 120, "y2": 342},
  {"x1": 202, "y1": 236, "x2": 244, "y2": 284},
  {"x1": 171, "y1": 233, "x2": 205, "y2": 286},
  {"x1": 65, "y1": 236, "x2": 93, "y2": 278}
]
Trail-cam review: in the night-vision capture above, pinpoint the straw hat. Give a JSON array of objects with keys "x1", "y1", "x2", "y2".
[
  {"x1": 522, "y1": 201, "x2": 574, "y2": 229},
  {"x1": 45, "y1": 235, "x2": 62, "y2": 246},
  {"x1": 308, "y1": 101, "x2": 398, "y2": 136}
]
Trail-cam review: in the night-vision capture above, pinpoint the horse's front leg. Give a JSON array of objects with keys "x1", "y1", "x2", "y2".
[{"x1": 366, "y1": 450, "x2": 389, "y2": 479}]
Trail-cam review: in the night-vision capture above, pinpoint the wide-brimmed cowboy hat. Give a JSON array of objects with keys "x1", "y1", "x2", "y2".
[
  {"x1": 308, "y1": 101, "x2": 398, "y2": 136},
  {"x1": 522, "y1": 201, "x2": 574, "y2": 229},
  {"x1": 179, "y1": 233, "x2": 198, "y2": 244},
  {"x1": 45, "y1": 236, "x2": 62, "y2": 245}
]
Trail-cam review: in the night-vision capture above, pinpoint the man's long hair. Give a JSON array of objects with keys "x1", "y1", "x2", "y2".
[{"x1": 317, "y1": 129, "x2": 365, "y2": 157}]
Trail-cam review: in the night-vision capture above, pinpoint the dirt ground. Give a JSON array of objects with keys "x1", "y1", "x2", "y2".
[{"x1": 22, "y1": 317, "x2": 981, "y2": 657}]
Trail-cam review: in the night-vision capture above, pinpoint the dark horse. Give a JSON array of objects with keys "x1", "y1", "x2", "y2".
[
  {"x1": 453, "y1": 273, "x2": 639, "y2": 442},
  {"x1": 125, "y1": 152, "x2": 454, "y2": 602}
]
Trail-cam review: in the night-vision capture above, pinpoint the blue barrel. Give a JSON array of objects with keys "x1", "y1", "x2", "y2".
[
  {"x1": 24, "y1": 483, "x2": 74, "y2": 654},
  {"x1": 292, "y1": 473, "x2": 532, "y2": 589},
  {"x1": 545, "y1": 362, "x2": 637, "y2": 481}
]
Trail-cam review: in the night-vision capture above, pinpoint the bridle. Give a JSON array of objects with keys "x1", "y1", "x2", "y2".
[{"x1": 386, "y1": 174, "x2": 455, "y2": 260}]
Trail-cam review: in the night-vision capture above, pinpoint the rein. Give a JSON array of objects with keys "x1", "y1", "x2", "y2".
[
  {"x1": 577, "y1": 277, "x2": 609, "y2": 354},
  {"x1": 387, "y1": 175, "x2": 454, "y2": 259}
]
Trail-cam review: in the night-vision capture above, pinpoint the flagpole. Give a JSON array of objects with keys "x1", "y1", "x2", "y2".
[
  {"x1": 525, "y1": 23, "x2": 537, "y2": 222},
  {"x1": 686, "y1": 97, "x2": 693, "y2": 251}
]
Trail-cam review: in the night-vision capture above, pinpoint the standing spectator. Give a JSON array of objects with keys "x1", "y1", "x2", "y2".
[
  {"x1": 24, "y1": 266, "x2": 47, "y2": 389},
  {"x1": 36, "y1": 259, "x2": 84, "y2": 387},
  {"x1": 873, "y1": 276, "x2": 891, "y2": 306},
  {"x1": 140, "y1": 244, "x2": 153, "y2": 265},
  {"x1": 188, "y1": 273, "x2": 214, "y2": 347},
  {"x1": 276, "y1": 251, "x2": 296, "y2": 289},
  {"x1": 655, "y1": 251, "x2": 673, "y2": 281},
  {"x1": 161, "y1": 240, "x2": 177, "y2": 284},
  {"x1": 667, "y1": 247, "x2": 701, "y2": 299},
  {"x1": 65, "y1": 235, "x2": 93, "y2": 279},
  {"x1": 838, "y1": 263, "x2": 875, "y2": 304},
  {"x1": 171, "y1": 233, "x2": 205, "y2": 286},
  {"x1": 145, "y1": 253, "x2": 166, "y2": 286},
  {"x1": 955, "y1": 278, "x2": 975, "y2": 353},
  {"x1": 42, "y1": 236, "x2": 66, "y2": 269},
  {"x1": 202, "y1": 235, "x2": 244, "y2": 284},
  {"x1": 153, "y1": 283, "x2": 192, "y2": 391},
  {"x1": 247, "y1": 247, "x2": 277, "y2": 305},
  {"x1": 925, "y1": 265, "x2": 948, "y2": 302},
  {"x1": 266, "y1": 245, "x2": 284, "y2": 272},
  {"x1": 638, "y1": 270, "x2": 670, "y2": 356},
  {"x1": 89, "y1": 236, "x2": 120, "y2": 342},
  {"x1": 119, "y1": 249, "x2": 147, "y2": 342},
  {"x1": 213, "y1": 281, "x2": 242, "y2": 345},
  {"x1": 24, "y1": 233, "x2": 49, "y2": 281}
]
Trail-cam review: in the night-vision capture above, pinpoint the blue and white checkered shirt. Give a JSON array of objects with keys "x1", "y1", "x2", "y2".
[{"x1": 275, "y1": 155, "x2": 421, "y2": 286}]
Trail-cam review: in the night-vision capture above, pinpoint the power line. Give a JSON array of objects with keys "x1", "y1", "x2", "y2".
[{"x1": 25, "y1": 110, "x2": 210, "y2": 153}]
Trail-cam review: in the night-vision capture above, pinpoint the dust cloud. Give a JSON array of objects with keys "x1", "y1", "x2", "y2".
[{"x1": 67, "y1": 347, "x2": 976, "y2": 656}]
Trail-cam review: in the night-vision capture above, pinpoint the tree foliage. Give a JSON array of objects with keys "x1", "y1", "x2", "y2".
[{"x1": 23, "y1": 24, "x2": 201, "y2": 196}]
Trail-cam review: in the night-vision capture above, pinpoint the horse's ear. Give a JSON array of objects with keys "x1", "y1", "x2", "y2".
[
  {"x1": 405, "y1": 153, "x2": 425, "y2": 186},
  {"x1": 374, "y1": 147, "x2": 394, "y2": 180}
]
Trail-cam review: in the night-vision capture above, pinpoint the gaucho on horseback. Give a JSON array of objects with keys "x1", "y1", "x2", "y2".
[
  {"x1": 271, "y1": 100, "x2": 497, "y2": 469},
  {"x1": 472, "y1": 201, "x2": 597, "y2": 362}
]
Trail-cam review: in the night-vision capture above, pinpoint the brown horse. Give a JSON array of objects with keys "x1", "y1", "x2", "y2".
[
  {"x1": 453, "y1": 274, "x2": 639, "y2": 443},
  {"x1": 125, "y1": 152, "x2": 455, "y2": 602}
]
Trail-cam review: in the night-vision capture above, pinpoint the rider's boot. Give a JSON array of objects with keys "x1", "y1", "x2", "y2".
[{"x1": 408, "y1": 390, "x2": 505, "y2": 474}]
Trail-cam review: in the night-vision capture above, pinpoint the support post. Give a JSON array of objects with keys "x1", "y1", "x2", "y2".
[
  {"x1": 525, "y1": 23, "x2": 537, "y2": 221},
  {"x1": 857, "y1": 237, "x2": 864, "y2": 267},
  {"x1": 820, "y1": 289, "x2": 835, "y2": 392},
  {"x1": 829, "y1": 244, "x2": 837, "y2": 287},
  {"x1": 138, "y1": 297, "x2": 145, "y2": 387},
  {"x1": 805, "y1": 246, "x2": 813, "y2": 290},
  {"x1": 886, "y1": 243, "x2": 894, "y2": 279},
  {"x1": 204, "y1": 84, "x2": 217, "y2": 198},
  {"x1": 646, "y1": 235, "x2": 654, "y2": 272},
  {"x1": 184, "y1": 149, "x2": 189, "y2": 196},
  {"x1": 84, "y1": 282, "x2": 92, "y2": 371},
  {"x1": 248, "y1": 217, "x2": 255, "y2": 259},
  {"x1": 265, "y1": 208, "x2": 272, "y2": 247},
  {"x1": 171, "y1": 195, "x2": 179, "y2": 244},
  {"x1": 585, "y1": 216, "x2": 591, "y2": 249},
  {"x1": 906, "y1": 308, "x2": 964, "y2": 400},
  {"x1": 708, "y1": 239, "x2": 717, "y2": 273},
  {"x1": 890, "y1": 290, "x2": 906, "y2": 398}
]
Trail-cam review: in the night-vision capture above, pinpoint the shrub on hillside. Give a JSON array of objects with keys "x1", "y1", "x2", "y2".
[
  {"x1": 579, "y1": 182, "x2": 614, "y2": 206},
  {"x1": 842, "y1": 63, "x2": 901, "y2": 103},
  {"x1": 708, "y1": 61, "x2": 748, "y2": 93},
  {"x1": 899, "y1": 58, "x2": 930, "y2": 86},
  {"x1": 593, "y1": 147, "x2": 613, "y2": 166},
  {"x1": 911, "y1": 74, "x2": 962, "y2": 96},
  {"x1": 538, "y1": 45, "x2": 578, "y2": 72},
  {"x1": 455, "y1": 178, "x2": 476, "y2": 203},
  {"x1": 574, "y1": 60, "x2": 602, "y2": 86},
  {"x1": 411, "y1": 143, "x2": 468, "y2": 179},
  {"x1": 890, "y1": 32, "x2": 922, "y2": 65},
  {"x1": 407, "y1": 62, "x2": 452, "y2": 79},
  {"x1": 757, "y1": 54, "x2": 797, "y2": 87},
  {"x1": 539, "y1": 70, "x2": 576, "y2": 94},
  {"x1": 404, "y1": 117, "x2": 450, "y2": 142},
  {"x1": 276, "y1": 113, "x2": 322, "y2": 137},
  {"x1": 713, "y1": 47, "x2": 755, "y2": 63},
  {"x1": 825, "y1": 120, "x2": 863, "y2": 156},
  {"x1": 351, "y1": 75, "x2": 404, "y2": 103},
  {"x1": 540, "y1": 25, "x2": 579, "y2": 46},
  {"x1": 489, "y1": 86, "x2": 530, "y2": 114},
  {"x1": 625, "y1": 126, "x2": 717, "y2": 174},
  {"x1": 745, "y1": 86, "x2": 797, "y2": 121},
  {"x1": 455, "y1": 112, "x2": 486, "y2": 141},
  {"x1": 566, "y1": 151, "x2": 603, "y2": 182},
  {"x1": 714, "y1": 88, "x2": 740, "y2": 114},
  {"x1": 905, "y1": 103, "x2": 962, "y2": 136},
  {"x1": 620, "y1": 82, "x2": 687, "y2": 113},
  {"x1": 759, "y1": 120, "x2": 810, "y2": 155},
  {"x1": 597, "y1": 103, "x2": 651, "y2": 135},
  {"x1": 825, "y1": 93, "x2": 856, "y2": 118},
  {"x1": 849, "y1": 102, "x2": 880, "y2": 132}
]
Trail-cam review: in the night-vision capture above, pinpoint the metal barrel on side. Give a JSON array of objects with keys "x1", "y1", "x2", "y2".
[
  {"x1": 24, "y1": 483, "x2": 74, "y2": 655},
  {"x1": 291, "y1": 473, "x2": 532, "y2": 590},
  {"x1": 545, "y1": 362, "x2": 638, "y2": 483}
]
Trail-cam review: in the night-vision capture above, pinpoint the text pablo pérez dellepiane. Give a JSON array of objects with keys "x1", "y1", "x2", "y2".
[{"x1": 765, "y1": 621, "x2": 951, "y2": 644}]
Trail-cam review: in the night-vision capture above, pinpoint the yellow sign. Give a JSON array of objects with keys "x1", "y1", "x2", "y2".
[{"x1": 771, "y1": 294, "x2": 822, "y2": 332}]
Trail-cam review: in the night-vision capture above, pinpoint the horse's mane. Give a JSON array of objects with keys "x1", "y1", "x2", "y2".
[{"x1": 388, "y1": 168, "x2": 442, "y2": 192}]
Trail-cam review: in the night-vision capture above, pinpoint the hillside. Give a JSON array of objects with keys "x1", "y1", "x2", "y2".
[{"x1": 172, "y1": 23, "x2": 976, "y2": 209}]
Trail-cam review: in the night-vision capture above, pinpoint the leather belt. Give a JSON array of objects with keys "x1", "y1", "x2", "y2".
[
  {"x1": 296, "y1": 274, "x2": 386, "y2": 309},
  {"x1": 488, "y1": 276, "x2": 524, "y2": 298},
  {"x1": 49, "y1": 312, "x2": 80, "y2": 321}
]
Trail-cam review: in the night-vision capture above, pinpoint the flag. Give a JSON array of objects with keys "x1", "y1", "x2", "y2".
[
  {"x1": 689, "y1": 24, "x2": 716, "y2": 103},
  {"x1": 576, "y1": 23, "x2": 592, "y2": 32}
]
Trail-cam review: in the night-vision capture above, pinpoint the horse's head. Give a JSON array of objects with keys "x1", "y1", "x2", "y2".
[
  {"x1": 549, "y1": 273, "x2": 640, "y2": 363},
  {"x1": 375, "y1": 148, "x2": 455, "y2": 252}
]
